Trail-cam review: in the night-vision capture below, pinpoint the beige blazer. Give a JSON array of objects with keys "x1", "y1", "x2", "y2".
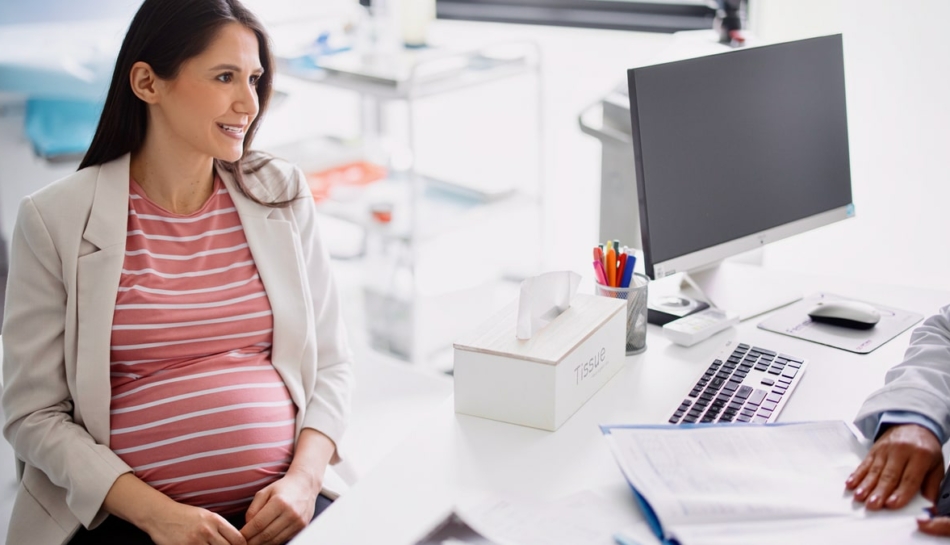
[{"x1": 1, "y1": 153, "x2": 354, "y2": 544}]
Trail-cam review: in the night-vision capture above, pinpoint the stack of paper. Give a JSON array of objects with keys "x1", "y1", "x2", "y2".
[{"x1": 602, "y1": 421, "x2": 936, "y2": 544}]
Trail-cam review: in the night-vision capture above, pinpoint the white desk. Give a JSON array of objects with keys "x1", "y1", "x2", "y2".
[{"x1": 294, "y1": 271, "x2": 950, "y2": 544}]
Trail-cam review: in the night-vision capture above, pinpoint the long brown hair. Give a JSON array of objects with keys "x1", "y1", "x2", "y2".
[{"x1": 80, "y1": 0, "x2": 293, "y2": 207}]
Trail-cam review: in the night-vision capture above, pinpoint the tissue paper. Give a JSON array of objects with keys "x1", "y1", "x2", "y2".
[{"x1": 516, "y1": 271, "x2": 581, "y2": 339}]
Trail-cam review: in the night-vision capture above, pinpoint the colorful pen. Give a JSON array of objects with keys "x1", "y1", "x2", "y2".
[
  {"x1": 620, "y1": 252, "x2": 635, "y2": 288},
  {"x1": 594, "y1": 246, "x2": 604, "y2": 264},
  {"x1": 618, "y1": 253, "x2": 627, "y2": 286},
  {"x1": 606, "y1": 246, "x2": 616, "y2": 287},
  {"x1": 593, "y1": 260, "x2": 608, "y2": 286}
]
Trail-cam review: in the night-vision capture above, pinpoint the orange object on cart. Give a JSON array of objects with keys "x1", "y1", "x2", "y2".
[{"x1": 306, "y1": 161, "x2": 387, "y2": 201}]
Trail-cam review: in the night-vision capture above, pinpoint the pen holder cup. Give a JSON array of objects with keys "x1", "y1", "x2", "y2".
[{"x1": 595, "y1": 274, "x2": 649, "y2": 355}]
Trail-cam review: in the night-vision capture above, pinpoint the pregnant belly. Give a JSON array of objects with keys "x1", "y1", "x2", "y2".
[{"x1": 109, "y1": 358, "x2": 297, "y2": 514}]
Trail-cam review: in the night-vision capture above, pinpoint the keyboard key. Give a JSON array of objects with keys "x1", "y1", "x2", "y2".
[
  {"x1": 747, "y1": 389, "x2": 767, "y2": 406},
  {"x1": 765, "y1": 393, "x2": 782, "y2": 403},
  {"x1": 737, "y1": 414, "x2": 752, "y2": 422},
  {"x1": 755, "y1": 348, "x2": 777, "y2": 357},
  {"x1": 733, "y1": 370, "x2": 748, "y2": 379},
  {"x1": 782, "y1": 368, "x2": 799, "y2": 379},
  {"x1": 778, "y1": 377, "x2": 792, "y2": 386},
  {"x1": 775, "y1": 358, "x2": 789, "y2": 365},
  {"x1": 719, "y1": 414, "x2": 736, "y2": 423},
  {"x1": 735, "y1": 385, "x2": 753, "y2": 399},
  {"x1": 710, "y1": 377, "x2": 725, "y2": 389},
  {"x1": 760, "y1": 378, "x2": 775, "y2": 386},
  {"x1": 768, "y1": 368, "x2": 782, "y2": 375},
  {"x1": 699, "y1": 393, "x2": 714, "y2": 402},
  {"x1": 683, "y1": 415, "x2": 698, "y2": 423},
  {"x1": 723, "y1": 382, "x2": 738, "y2": 393},
  {"x1": 738, "y1": 343, "x2": 750, "y2": 350},
  {"x1": 772, "y1": 387, "x2": 787, "y2": 395},
  {"x1": 695, "y1": 398, "x2": 709, "y2": 408},
  {"x1": 680, "y1": 400, "x2": 692, "y2": 409},
  {"x1": 723, "y1": 362, "x2": 737, "y2": 370},
  {"x1": 787, "y1": 361, "x2": 802, "y2": 368},
  {"x1": 674, "y1": 408, "x2": 685, "y2": 417},
  {"x1": 740, "y1": 408, "x2": 756, "y2": 417},
  {"x1": 761, "y1": 400, "x2": 778, "y2": 411},
  {"x1": 752, "y1": 415, "x2": 769, "y2": 423},
  {"x1": 755, "y1": 365, "x2": 769, "y2": 372},
  {"x1": 739, "y1": 363, "x2": 752, "y2": 371},
  {"x1": 728, "y1": 401, "x2": 744, "y2": 411},
  {"x1": 688, "y1": 408, "x2": 703, "y2": 417},
  {"x1": 669, "y1": 415, "x2": 681, "y2": 424},
  {"x1": 716, "y1": 371, "x2": 731, "y2": 379},
  {"x1": 757, "y1": 408, "x2": 773, "y2": 418},
  {"x1": 689, "y1": 389, "x2": 701, "y2": 398},
  {"x1": 701, "y1": 415, "x2": 716, "y2": 423}
]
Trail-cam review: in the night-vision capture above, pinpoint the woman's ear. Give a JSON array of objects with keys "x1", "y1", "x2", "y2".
[{"x1": 129, "y1": 61, "x2": 161, "y2": 104}]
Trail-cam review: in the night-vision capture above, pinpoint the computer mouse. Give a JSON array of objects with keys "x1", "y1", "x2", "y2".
[{"x1": 807, "y1": 300, "x2": 881, "y2": 330}]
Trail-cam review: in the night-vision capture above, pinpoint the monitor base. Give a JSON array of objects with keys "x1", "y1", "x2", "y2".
[{"x1": 684, "y1": 261, "x2": 802, "y2": 321}]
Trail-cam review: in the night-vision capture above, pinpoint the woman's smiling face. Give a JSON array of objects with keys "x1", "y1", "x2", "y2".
[{"x1": 152, "y1": 22, "x2": 264, "y2": 163}]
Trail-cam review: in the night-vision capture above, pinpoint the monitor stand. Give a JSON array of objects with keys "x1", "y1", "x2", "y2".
[{"x1": 682, "y1": 261, "x2": 802, "y2": 321}]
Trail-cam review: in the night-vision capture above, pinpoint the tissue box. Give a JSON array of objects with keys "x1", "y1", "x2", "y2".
[{"x1": 453, "y1": 293, "x2": 626, "y2": 430}]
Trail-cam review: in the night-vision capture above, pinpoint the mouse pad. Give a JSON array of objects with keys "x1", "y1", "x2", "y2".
[{"x1": 757, "y1": 292, "x2": 923, "y2": 354}]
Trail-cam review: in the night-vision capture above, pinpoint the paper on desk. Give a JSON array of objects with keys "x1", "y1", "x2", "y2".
[
  {"x1": 604, "y1": 421, "x2": 868, "y2": 529},
  {"x1": 670, "y1": 507, "x2": 939, "y2": 545},
  {"x1": 458, "y1": 490, "x2": 659, "y2": 545},
  {"x1": 516, "y1": 271, "x2": 581, "y2": 339}
]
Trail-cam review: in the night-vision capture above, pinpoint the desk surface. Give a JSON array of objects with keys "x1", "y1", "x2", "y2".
[{"x1": 295, "y1": 270, "x2": 950, "y2": 544}]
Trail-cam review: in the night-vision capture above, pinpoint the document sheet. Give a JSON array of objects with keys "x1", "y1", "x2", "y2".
[{"x1": 603, "y1": 420, "x2": 934, "y2": 542}]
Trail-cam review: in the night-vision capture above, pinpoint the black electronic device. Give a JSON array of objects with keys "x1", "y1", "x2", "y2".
[
  {"x1": 648, "y1": 295, "x2": 709, "y2": 326},
  {"x1": 936, "y1": 466, "x2": 950, "y2": 517},
  {"x1": 627, "y1": 34, "x2": 854, "y2": 320}
]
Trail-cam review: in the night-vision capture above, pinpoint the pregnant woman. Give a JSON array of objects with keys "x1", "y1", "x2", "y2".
[{"x1": 1, "y1": 1, "x2": 354, "y2": 544}]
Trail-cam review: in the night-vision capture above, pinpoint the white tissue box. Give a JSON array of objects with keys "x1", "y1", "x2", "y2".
[{"x1": 453, "y1": 293, "x2": 626, "y2": 430}]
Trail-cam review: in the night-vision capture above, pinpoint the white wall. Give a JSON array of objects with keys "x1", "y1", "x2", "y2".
[
  {"x1": 1, "y1": 0, "x2": 948, "y2": 294},
  {"x1": 760, "y1": 0, "x2": 950, "y2": 292}
]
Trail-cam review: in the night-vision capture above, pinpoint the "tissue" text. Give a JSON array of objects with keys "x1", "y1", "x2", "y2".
[{"x1": 574, "y1": 347, "x2": 608, "y2": 385}]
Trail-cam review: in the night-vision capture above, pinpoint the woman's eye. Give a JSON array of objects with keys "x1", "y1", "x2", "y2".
[
  {"x1": 217, "y1": 73, "x2": 233, "y2": 83},
  {"x1": 250, "y1": 75, "x2": 260, "y2": 86}
]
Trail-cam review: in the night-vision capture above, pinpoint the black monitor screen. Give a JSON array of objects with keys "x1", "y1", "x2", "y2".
[{"x1": 629, "y1": 35, "x2": 853, "y2": 274}]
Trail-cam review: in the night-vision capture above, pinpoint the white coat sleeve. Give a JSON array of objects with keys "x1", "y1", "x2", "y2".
[{"x1": 854, "y1": 304, "x2": 950, "y2": 442}]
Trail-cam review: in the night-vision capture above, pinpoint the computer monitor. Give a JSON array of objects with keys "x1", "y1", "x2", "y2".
[{"x1": 628, "y1": 34, "x2": 853, "y2": 320}]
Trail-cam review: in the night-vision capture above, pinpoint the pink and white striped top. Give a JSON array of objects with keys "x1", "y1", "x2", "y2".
[{"x1": 109, "y1": 177, "x2": 297, "y2": 515}]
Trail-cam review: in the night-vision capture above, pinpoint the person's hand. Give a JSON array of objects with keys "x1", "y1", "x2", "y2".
[
  {"x1": 846, "y1": 423, "x2": 944, "y2": 510},
  {"x1": 918, "y1": 510, "x2": 950, "y2": 536},
  {"x1": 145, "y1": 501, "x2": 246, "y2": 545},
  {"x1": 240, "y1": 469, "x2": 319, "y2": 545}
]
